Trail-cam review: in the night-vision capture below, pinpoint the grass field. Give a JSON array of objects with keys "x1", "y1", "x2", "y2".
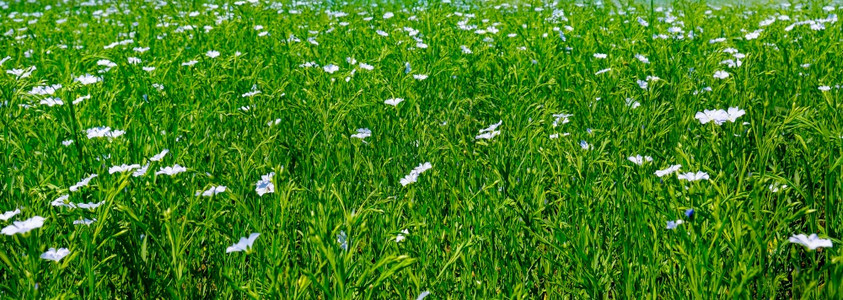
[{"x1": 1, "y1": 0, "x2": 842, "y2": 298}]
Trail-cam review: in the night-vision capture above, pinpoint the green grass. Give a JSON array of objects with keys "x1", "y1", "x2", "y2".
[{"x1": 1, "y1": 0, "x2": 842, "y2": 298}]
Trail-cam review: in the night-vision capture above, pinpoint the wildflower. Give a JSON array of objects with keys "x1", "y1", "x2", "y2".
[
  {"x1": 384, "y1": 98, "x2": 404, "y2": 106},
  {"x1": 635, "y1": 54, "x2": 650, "y2": 64},
  {"x1": 128, "y1": 57, "x2": 141, "y2": 64},
  {"x1": 637, "y1": 17, "x2": 649, "y2": 27},
  {"x1": 684, "y1": 208, "x2": 695, "y2": 219},
  {"x1": 359, "y1": 63, "x2": 374, "y2": 70},
  {"x1": 404, "y1": 62, "x2": 411, "y2": 74},
  {"x1": 475, "y1": 120, "x2": 502, "y2": 140},
  {"x1": 40, "y1": 248, "x2": 70, "y2": 262},
  {"x1": 62, "y1": 140, "x2": 74, "y2": 147},
  {"x1": 579, "y1": 140, "x2": 591, "y2": 150},
  {"x1": 627, "y1": 155, "x2": 653, "y2": 165},
  {"x1": 593, "y1": 53, "x2": 607, "y2": 59},
  {"x1": 156, "y1": 165, "x2": 187, "y2": 176},
  {"x1": 819, "y1": 85, "x2": 831, "y2": 91},
  {"x1": 196, "y1": 186, "x2": 227, "y2": 197},
  {"x1": 789, "y1": 234, "x2": 833, "y2": 250},
  {"x1": 677, "y1": 171, "x2": 709, "y2": 181},
  {"x1": 69, "y1": 174, "x2": 98, "y2": 192},
  {"x1": 255, "y1": 172, "x2": 275, "y2": 196},
  {"x1": 150, "y1": 149, "x2": 169, "y2": 161},
  {"x1": 0, "y1": 208, "x2": 21, "y2": 221},
  {"x1": 666, "y1": 219, "x2": 684, "y2": 230},
  {"x1": 86, "y1": 127, "x2": 125, "y2": 139},
  {"x1": 181, "y1": 60, "x2": 198, "y2": 66},
  {"x1": 323, "y1": 64, "x2": 339, "y2": 73},
  {"x1": 351, "y1": 128, "x2": 372, "y2": 140},
  {"x1": 73, "y1": 218, "x2": 96, "y2": 225},
  {"x1": 51, "y1": 194, "x2": 74, "y2": 208},
  {"x1": 655, "y1": 164, "x2": 682, "y2": 177},
  {"x1": 713, "y1": 70, "x2": 729, "y2": 79},
  {"x1": 417, "y1": 291, "x2": 431, "y2": 300},
  {"x1": 132, "y1": 164, "x2": 150, "y2": 177},
  {"x1": 595, "y1": 68, "x2": 611, "y2": 75},
  {"x1": 205, "y1": 50, "x2": 220, "y2": 58},
  {"x1": 396, "y1": 229, "x2": 409, "y2": 242},
  {"x1": 109, "y1": 164, "x2": 141, "y2": 174},
  {"x1": 337, "y1": 230, "x2": 349, "y2": 251},
  {"x1": 376, "y1": 30, "x2": 389, "y2": 37},
  {"x1": 40, "y1": 97, "x2": 63, "y2": 107},
  {"x1": 226, "y1": 233, "x2": 260, "y2": 253},
  {"x1": 76, "y1": 202, "x2": 104, "y2": 209},
  {"x1": 75, "y1": 74, "x2": 100, "y2": 85},
  {"x1": 744, "y1": 29, "x2": 762, "y2": 40},
  {"x1": 413, "y1": 74, "x2": 428, "y2": 80},
  {"x1": 400, "y1": 162, "x2": 433, "y2": 186},
  {"x1": 1, "y1": 216, "x2": 45, "y2": 235},
  {"x1": 73, "y1": 95, "x2": 91, "y2": 105}
]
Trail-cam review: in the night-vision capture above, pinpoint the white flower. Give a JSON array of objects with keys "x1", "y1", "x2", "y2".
[
  {"x1": 359, "y1": 63, "x2": 374, "y2": 70},
  {"x1": 86, "y1": 127, "x2": 125, "y2": 139},
  {"x1": 51, "y1": 194, "x2": 73, "y2": 207},
  {"x1": 383, "y1": 12, "x2": 394, "y2": 19},
  {"x1": 128, "y1": 57, "x2": 142, "y2": 64},
  {"x1": 132, "y1": 164, "x2": 150, "y2": 177},
  {"x1": 40, "y1": 248, "x2": 70, "y2": 262},
  {"x1": 76, "y1": 202, "x2": 104, "y2": 209},
  {"x1": 109, "y1": 164, "x2": 141, "y2": 174},
  {"x1": 637, "y1": 17, "x2": 649, "y2": 27},
  {"x1": 206, "y1": 50, "x2": 220, "y2": 58},
  {"x1": 726, "y1": 107, "x2": 746, "y2": 122},
  {"x1": 351, "y1": 128, "x2": 372, "y2": 140},
  {"x1": 789, "y1": 234, "x2": 833, "y2": 250},
  {"x1": 628, "y1": 155, "x2": 653, "y2": 165},
  {"x1": 1, "y1": 216, "x2": 45, "y2": 235},
  {"x1": 62, "y1": 140, "x2": 74, "y2": 147},
  {"x1": 595, "y1": 68, "x2": 611, "y2": 75},
  {"x1": 713, "y1": 70, "x2": 729, "y2": 79},
  {"x1": 413, "y1": 74, "x2": 428, "y2": 80},
  {"x1": 73, "y1": 218, "x2": 96, "y2": 225},
  {"x1": 744, "y1": 29, "x2": 762, "y2": 40},
  {"x1": 73, "y1": 94, "x2": 91, "y2": 105},
  {"x1": 376, "y1": 30, "x2": 389, "y2": 37},
  {"x1": 40, "y1": 97, "x2": 64, "y2": 107},
  {"x1": 475, "y1": 120, "x2": 502, "y2": 140},
  {"x1": 695, "y1": 107, "x2": 744, "y2": 125},
  {"x1": 635, "y1": 54, "x2": 649, "y2": 64},
  {"x1": 156, "y1": 165, "x2": 187, "y2": 176},
  {"x1": 226, "y1": 233, "x2": 260, "y2": 253},
  {"x1": 384, "y1": 98, "x2": 404, "y2": 106},
  {"x1": 255, "y1": 172, "x2": 275, "y2": 196},
  {"x1": 323, "y1": 64, "x2": 339, "y2": 73},
  {"x1": 181, "y1": 60, "x2": 198, "y2": 66},
  {"x1": 416, "y1": 291, "x2": 431, "y2": 300},
  {"x1": 655, "y1": 165, "x2": 682, "y2": 177},
  {"x1": 196, "y1": 186, "x2": 227, "y2": 197},
  {"x1": 666, "y1": 220, "x2": 684, "y2": 230},
  {"x1": 819, "y1": 85, "x2": 831, "y2": 91},
  {"x1": 150, "y1": 149, "x2": 169, "y2": 161},
  {"x1": 0, "y1": 208, "x2": 21, "y2": 221},
  {"x1": 75, "y1": 74, "x2": 101, "y2": 85},
  {"x1": 69, "y1": 174, "x2": 98, "y2": 192},
  {"x1": 593, "y1": 53, "x2": 607, "y2": 59},
  {"x1": 677, "y1": 171, "x2": 709, "y2": 181},
  {"x1": 396, "y1": 229, "x2": 409, "y2": 242},
  {"x1": 400, "y1": 162, "x2": 432, "y2": 186}
]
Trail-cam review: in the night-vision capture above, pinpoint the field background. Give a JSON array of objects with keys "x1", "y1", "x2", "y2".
[{"x1": 1, "y1": 0, "x2": 841, "y2": 298}]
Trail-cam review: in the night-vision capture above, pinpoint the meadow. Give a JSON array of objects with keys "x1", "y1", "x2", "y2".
[{"x1": 1, "y1": 0, "x2": 841, "y2": 298}]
